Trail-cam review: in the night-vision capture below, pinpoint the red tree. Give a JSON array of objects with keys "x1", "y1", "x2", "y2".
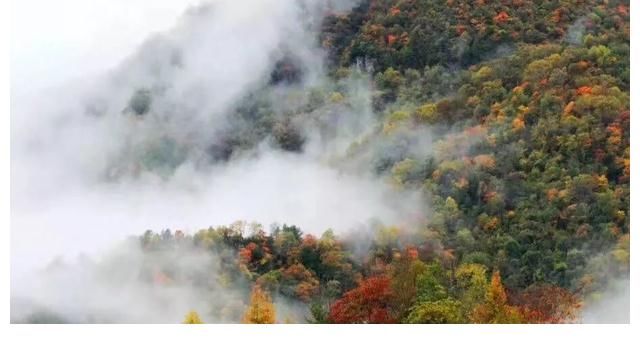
[
  {"x1": 493, "y1": 11, "x2": 510, "y2": 24},
  {"x1": 328, "y1": 275, "x2": 395, "y2": 324},
  {"x1": 238, "y1": 242, "x2": 257, "y2": 264},
  {"x1": 511, "y1": 284, "x2": 581, "y2": 323}
]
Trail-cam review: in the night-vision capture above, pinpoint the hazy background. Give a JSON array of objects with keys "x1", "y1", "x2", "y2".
[
  {"x1": 10, "y1": 0, "x2": 423, "y2": 323},
  {"x1": 11, "y1": 0, "x2": 204, "y2": 94},
  {"x1": 12, "y1": 0, "x2": 206, "y2": 277}
]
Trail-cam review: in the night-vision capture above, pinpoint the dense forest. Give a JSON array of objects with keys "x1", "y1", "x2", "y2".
[
  {"x1": 134, "y1": 0, "x2": 630, "y2": 324},
  {"x1": 12, "y1": 0, "x2": 629, "y2": 324}
]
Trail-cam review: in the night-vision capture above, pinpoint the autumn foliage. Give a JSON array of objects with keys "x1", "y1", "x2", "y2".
[
  {"x1": 130, "y1": 0, "x2": 628, "y2": 325},
  {"x1": 183, "y1": 311, "x2": 203, "y2": 324},
  {"x1": 329, "y1": 276, "x2": 395, "y2": 324},
  {"x1": 512, "y1": 285, "x2": 581, "y2": 324},
  {"x1": 242, "y1": 286, "x2": 276, "y2": 324},
  {"x1": 470, "y1": 271, "x2": 522, "y2": 324},
  {"x1": 493, "y1": 11, "x2": 510, "y2": 24}
]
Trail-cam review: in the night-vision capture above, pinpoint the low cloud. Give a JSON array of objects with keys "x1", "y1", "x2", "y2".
[{"x1": 11, "y1": 0, "x2": 427, "y2": 323}]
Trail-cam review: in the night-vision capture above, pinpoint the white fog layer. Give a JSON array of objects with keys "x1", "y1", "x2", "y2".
[{"x1": 11, "y1": 0, "x2": 421, "y2": 323}]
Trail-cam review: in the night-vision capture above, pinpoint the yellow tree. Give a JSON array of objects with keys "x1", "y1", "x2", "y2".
[
  {"x1": 455, "y1": 263, "x2": 489, "y2": 318},
  {"x1": 182, "y1": 310, "x2": 203, "y2": 324},
  {"x1": 242, "y1": 286, "x2": 276, "y2": 324},
  {"x1": 470, "y1": 271, "x2": 522, "y2": 323}
]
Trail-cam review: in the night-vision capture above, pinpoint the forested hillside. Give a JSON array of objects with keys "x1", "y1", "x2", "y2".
[
  {"x1": 13, "y1": 0, "x2": 629, "y2": 324},
  {"x1": 137, "y1": 0, "x2": 630, "y2": 324}
]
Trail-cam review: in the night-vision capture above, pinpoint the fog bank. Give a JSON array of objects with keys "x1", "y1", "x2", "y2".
[{"x1": 11, "y1": 0, "x2": 426, "y2": 323}]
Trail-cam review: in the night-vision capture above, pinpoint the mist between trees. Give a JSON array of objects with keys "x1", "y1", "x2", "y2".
[{"x1": 10, "y1": 0, "x2": 629, "y2": 323}]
